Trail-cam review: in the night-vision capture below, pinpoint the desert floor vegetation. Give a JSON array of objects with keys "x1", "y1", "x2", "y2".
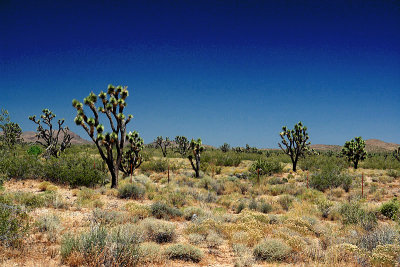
[{"x1": 1, "y1": 144, "x2": 400, "y2": 266}]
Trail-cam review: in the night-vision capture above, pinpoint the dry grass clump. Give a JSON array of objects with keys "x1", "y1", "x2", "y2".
[
  {"x1": 164, "y1": 243, "x2": 203, "y2": 263},
  {"x1": 140, "y1": 218, "x2": 176, "y2": 243},
  {"x1": 253, "y1": 238, "x2": 291, "y2": 261},
  {"x1": 35, "y1": 213, "x2": 62, "y2": 242}
]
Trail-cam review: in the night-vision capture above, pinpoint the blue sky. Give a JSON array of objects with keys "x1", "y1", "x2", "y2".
[{"x1": 1, "y1": 0, "x2": 399, "y2": 148}]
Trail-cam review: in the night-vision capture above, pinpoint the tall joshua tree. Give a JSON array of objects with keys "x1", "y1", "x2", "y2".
[
  {"x1": 278, "y1": 121, "x2": 311, "y2": 172},
  {"x1": 342, "y1": 136, "x2": 366, "y2": 169},
  {"x1": 188, "y1": 138, "x2": 204, "y2": 178},
  {"x1": 155, "y1": 136, "x2": 171, "y2": 157},
  {"x1": 29, "y1": 109, "x2": 72, "y2": 158},
  {"x1": 175, "y1": 136, "x2": 190, "y2": 157},
  {"x1": 219, "y1": 143, "x2": 230, "y2": 153},
  {"x1": 72, "y1": 84, "x2": 133, "y2": 188},
  {"x1": 0, "y1": 109, "x2": 23, "y2": 150},
  {"x1": 120, "y1": 131, "x2": 144, "y2": 176},
  {"x1": 394, "y1": 147, "x2": 400, "y2": 162}
]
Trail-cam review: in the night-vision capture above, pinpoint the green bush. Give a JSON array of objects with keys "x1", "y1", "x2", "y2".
[
  {"x1": 61, "y1": 224, "x2": 140, "y2": 266},
  {"x1": 380, "y1": 198, "x2": 400, "y2": 220},
  {"x1": 183, "y1": 206, "x2": 204, "y2": 221},
  {"x1": 118, "y1": 183, "x2": 145, "y2": 199},
  {"x1": 0, "y1": 201, "x2": 29, "y2": 247},
  {"x1": 278, "y1": 195, "x2": 294, "y2": 211},
  {"x1": 310, "y1": 162, "x2": 352, "y2": 192},
  {"x1": 35, "y1": 213, "x2": 61, "y2": 242},
  {"x1": 259, "y1": 202, "x2": 273, "y2": 214},
  {"x1": 150, "y1": 202, "x2": 182, "y2": 220},
  {"x1": 253, "y1": 238, "x2": 291, "y2": 261},
  {"x1": 164, "y1": 243, "x2": 203, "y2": 262},
  {"x1": 141, "y1": 158, "x2": 168, "y2": 172},
  {"x1": 141, "y1": 218, "x2": 176, "y2": 243},
  {"x1": 27, "y1": 145, "x2": 42, "y2": 157},
  {"x1": 250, "y1": 159, "x2": 283, "y2": 176},
  {"x1": 339, "y1": 201, "x2": 377, "y2": 230}
]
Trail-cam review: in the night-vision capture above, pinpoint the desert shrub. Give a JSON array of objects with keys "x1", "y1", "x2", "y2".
[
  {"x1": 138, "y1": 242, "x2": 165, "y2": 264},
  {"x1": 183, "y1": 206, "x2": 205, "y2": 221},
  {"x1": 310, "y1": 162, "x2": 352, "y2": 192},
  {"x1": 340, "y1": 201, "x2": 377, "y2": 230},
  {"x1": 141, "y1": 158, "x2": 168, "y2": 173},
  {"x1": 164, "y1": 243, "x2": 203, "y2": 262},
  {"x1": 259, "y1": 202, "x2": 273, "y2": 214},
  {"x1": 250, "y1": 159, "x2": 283, "y2": 176},
  {"x1": 267, "y1": 176, "x2": 287, "y2": 185},
  {"x1": 118, "y1": 182, "x2": 145, "y2": 199},
  {"x1": 317, "y1": 198, "x2": 333, "y2": 218},
  {"x1": 188, "y1": 233, "x2": 205, "y2": 245},
  {"x1": 299, "y1": 155, "x2": 347, "y2": 172},
  {"x1": 357, "y1": 225, "x2": 400, "y2": 251},
  {"x1": 361, "y1": 155, "x2": 400, "y2": 170},
  {"x1": 236, "y1": 201, "x2": 246, "y2": 214},
  {"x1": 1, "y1": 154, "x2": 42, "y2": 180},
  {"x1": 253, "y1": 238, "x2": 291, "y2": 261},
  {"x1": 42, "y1": 154, "x2": 105, "y2": 187},
  {"x1": 0, "y1": 202, "x2": 29, "y2": 247},
  {"x1": 76, "y1": 187, "x2": 100, "y2": 207},
  {"x1": 125, "y1": 203, "x2": 150, "y2": 219},
  {"x1": 370, "y1": 244, "x2": 400, "y2": 266},
  {"x1": 27, "y1": 145, "x2": 42, "y2": 157},
  {"x1": 90, "y1": 208, "x2": 122, "y2": 225},
  {"x1": 35, "y1": 213, "x2": 61, "y2": 242},
  {"x1": 380, "y1": 198, "x2": 400, "y2": 221},
  {"x1": 278, "y1": 195, "x2": 294, "y2": 211},
  {"x1": 150, "y1": 202, "x2": 182, "y2": 220},
  {"x1": 6, "y1": 191, "x2": 47, "y2": 208},
  {"x1": 141, "y1": 218, "x2": 176, "y2": 243},
  {"x1": 233, "y1": 243, "x2": 254, "y2": 267},
  {"x1": 387, "y1": 169, "x2": 400, "y2": 178},
  {"x1": 206, "y1": 231, "x2": 223, "y2": 248},
  {"x1": 249, "y1": 199, "x2": 258, "y2": 210},
  {"x1": 61, "y1": 224, "x2": 140, "y2": 266},
  {"x1": 38, "y1": 181, "x2": 58, "y2": 192}
]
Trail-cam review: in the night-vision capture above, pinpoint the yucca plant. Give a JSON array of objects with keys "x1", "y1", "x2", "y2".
[
  {"x1": 393, "y1": 147, "x2": 400, "y2": 162},
  {"x1": 120, "y1": 131, "x2": 144, "y2": 175},
  {"x1": 72, "y1": 84, "x2": 134, "y2": 188},
  {"x1": 175, "y1": 136, "x2": 190, "y2": 157},
  {"x1": 155, "y1": 136, "x2": 171, "y2": 157},
  {"x1": 278, "y1": 121, "x2": 311, "y2": 172},
  {"x1": 342, "y1": 136, "x2": 366, "y2": 169},
  {"x1": 188, "y1": 138, "x2": 204, "y2": 178},
  {"x1": 29, "y1": 109, "x2": 72, "y2": 158}
]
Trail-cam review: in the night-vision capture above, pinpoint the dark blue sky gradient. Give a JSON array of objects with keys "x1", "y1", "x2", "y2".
[{"x1": 1, "y1": 0, "x2": 399, "y2": 147}]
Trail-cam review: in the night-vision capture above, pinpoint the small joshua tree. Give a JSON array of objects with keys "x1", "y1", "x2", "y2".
[
  {"x1": 72, "y1": 84, "x2": 133, "y2": 188},
  {"x1": 394, "y1": 147, "x2": 400, "y2": 162},
  {"x1": 188, "y1": 138, "x2": 204, "y2": 178},
  {"x1": 278, "y1": 121, "x2": 311, "y2": 172},
  {"x1": 29, "y1": 109, "x2": 72, "y2": 158},
  {"x1": 175, "y1": 136, "x2": 190, "y2": 157},
  {"x1": 219, "y1": 143, "x2": 230, "y2": 153},
  {"x1": 155, "y1": 136, "x2": 171, "y2": 157},
  {"x1": 120, "y1": 131, "x2": 144, "y2": 176},
  {"x1": 342, "y1": 136, "x2": 367, "y2": 169},
  {"x1": 0, "y1": 109, "x2": 23, "y2": 150}
]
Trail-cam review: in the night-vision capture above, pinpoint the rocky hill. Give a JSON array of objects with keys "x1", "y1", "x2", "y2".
[{"x1": 22, "y1": 131, "x2": 91, "y2": 145}]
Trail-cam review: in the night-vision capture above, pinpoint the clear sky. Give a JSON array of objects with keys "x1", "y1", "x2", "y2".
[{"x1": 1, "y1": 0, "x2": 399, "y2": 148}]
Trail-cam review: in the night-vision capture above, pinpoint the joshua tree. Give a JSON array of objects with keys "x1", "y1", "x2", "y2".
[
  {"x1": 120, "y1": 131, "x2": 144, "y2": 176},
  {"x1": 278, "y1": 121, "x2": 311, "y2": 172},
  {"x1": 29, "y1": 109, "x2": 72, "y2": 158},
  {"x1": 155, "y1": 136, "x2": 171, "y2": 157},
  {"x1": 175, "y1": 136, "x2": 190, "y2": 157},
  {"x1": 0, "y1": 109, "x2": 23, "y2": 150},
  {"x1": 342, "y1": 136, "x2": 367, "y2": 169},
  {"x1": 72, "y1": 84, "x2": 133, "y2": 188},
  {"x1": 394, "y1": 147, "x2": 400, "y2": 162},
  {"x1": 219, "y1": 143, "x2": 230, "y2": 153},
  {"x1": 188, "y1": 138, "x2": 204, "y2": 178}
]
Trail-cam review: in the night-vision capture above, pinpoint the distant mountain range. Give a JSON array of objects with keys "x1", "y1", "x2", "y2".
[
  {"x1": 21, "y1": 131, "x2": 398, "y2": 152},
  {"x1": 22, "y1": 131, "x2": 91, "y2": 145},
  {"x1": 310, "y1": 139, "x2": 399, "y2": 153}
]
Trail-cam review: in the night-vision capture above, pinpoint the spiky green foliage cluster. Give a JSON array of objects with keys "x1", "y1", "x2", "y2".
[
  {"x1": 0, "y1": 109, "x2": 23, "y2": 150},
  {"x1": 155, "y1": 136, "x2": 171, "y2": 157},
  {"x1": 219, "y1": 143, "x2": 230, "y2": 153},
  {"x1": 175, "y1": 136, "x2": 190, "y2": 157},
  {"x1": 188, "y1": 138, "x2": 204, "y2": 178},
  {"x1": 393, "y1": 147, "x2": 400, "y2": 162},
  {"x1": 72, "y1": 84, "x2": 134, "y2": 188},
  {"x1": 278, "y1": 121, "x2": 311, "y2": 172},
  {"x1": 342, "y1": 136, "x2": 367, "y2": 169},
  {"x1": 120, "y1": 131, "x2": 144, "y2": 175},
  {"x1": 29, "y1": 109, "x2": 72, "y2": 158}
]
